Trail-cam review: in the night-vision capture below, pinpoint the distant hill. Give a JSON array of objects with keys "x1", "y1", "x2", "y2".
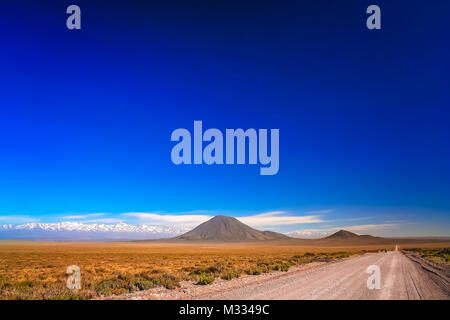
[
  {"x1": 173, "y1": 215, "x2": 291, "y2": 241},
  {"x1": 313, "y1": 229, "x2": 393, "y2": 245}
]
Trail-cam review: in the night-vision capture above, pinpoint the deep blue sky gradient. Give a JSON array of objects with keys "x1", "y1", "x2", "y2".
[{"x1": 0, "y1": 1, "x2": 449, "y2": 235}]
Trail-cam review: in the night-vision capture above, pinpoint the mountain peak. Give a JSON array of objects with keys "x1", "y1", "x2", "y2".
[
  {"x1": 326, "y1": 230, "x2": 359, "y2": 239},
  {"x1": 209, "y1": 215, "x2": 235, "y2": 220},
  {"x1": 174, "y1": 215, "x2": 290, "y2": 241}
]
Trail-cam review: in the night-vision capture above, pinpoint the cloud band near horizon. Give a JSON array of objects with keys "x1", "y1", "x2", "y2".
[
  {"x1": 123, "y1": 211, "x2": 323, "y2": 228},
  {"x1": 1, "y1": 209, "x2": 449, "y2": 237}
]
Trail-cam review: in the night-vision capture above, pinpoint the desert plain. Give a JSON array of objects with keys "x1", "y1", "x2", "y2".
[{"x1": 0, "y1": 239, "x2": 448, "y2": 300}]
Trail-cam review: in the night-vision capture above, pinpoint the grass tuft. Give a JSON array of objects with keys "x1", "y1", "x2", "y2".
[{"x1": 196, "y1": 273, "x2": 214, "y2": 285}]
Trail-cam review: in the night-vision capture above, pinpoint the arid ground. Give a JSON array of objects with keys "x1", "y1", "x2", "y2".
[{"x1": 0, "y1": 240, "x2": 449, "y2": 300}]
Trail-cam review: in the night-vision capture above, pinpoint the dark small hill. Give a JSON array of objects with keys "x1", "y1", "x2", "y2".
[
  {"x1": 174, "y1": 215, "x2": 291, "y2": 241},
  {"x1": 310, "y1": 229, "x2": 393, "y2": 245}
]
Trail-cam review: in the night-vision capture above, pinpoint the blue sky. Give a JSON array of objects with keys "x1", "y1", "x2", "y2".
[{"x1": 0, "y1": 1, "x2": 449, "y2": 236}]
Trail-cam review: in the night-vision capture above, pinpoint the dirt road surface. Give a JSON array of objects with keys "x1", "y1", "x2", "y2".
[
  {"x1": 114, "y1": 251, "x2": 449, "y2": 300},
  {"x1": 202, "y1": 251, "x2": 448, "y2": 299}
]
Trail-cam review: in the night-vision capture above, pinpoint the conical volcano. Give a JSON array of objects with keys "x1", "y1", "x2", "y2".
[{"x1": 175, "y1": 215, "x2": 290, "y2": 241}]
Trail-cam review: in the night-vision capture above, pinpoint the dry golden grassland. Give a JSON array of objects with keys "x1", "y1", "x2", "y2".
[
  {"x1": 0, "y1": 241, "x2": 448, "y2": 300},
  {"x1": 403, "y1": 247, "x2": 450, "y2": 266}
]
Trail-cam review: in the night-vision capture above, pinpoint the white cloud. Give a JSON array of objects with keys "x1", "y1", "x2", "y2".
[
  {"x1": 0, "y1": 215, "x2": 38, "y2": 224},
  {"x1": 63, "y1": 216, "x2": 86, "y2": 219},
  {"x1": 123, "y1": 211, "x2": 323, "y2": 228},
  {"x1": 333, "y1": 224, "x2": 397, "y2": 233},
  {"x1": 81, "y1": 218, "x2": 123, "y2": 224},
  {"x1": 123, "y1": 212, "x2": 212, "y2": 228},
  {"x1": 63, "y1": 213, "x2": 105, "y2": 220},
  {"x1": 306, "y1": 209, "x2": 334, "y2": 214},
  {"x1": 238, "y1": 211, "x2": 323, "y2": 227}
]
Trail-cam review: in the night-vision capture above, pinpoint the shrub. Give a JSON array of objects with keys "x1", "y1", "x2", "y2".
[
  {"x1": 16, "y1": 280, "x2": 34, "y2": 289},
  {"x1": 220, "y1": 270, "x2": 240, "y2": 280},
  {"x1": 252, "y1": 268, "x2": 262, "y2": 275},
  {"x1": 50, "y1": 292, "x2": 86, "y2": 300},
  {"x1": 95, "y1": 278, "x2": 128, "y2": 296},
  {"x1": 273, "y1": 263, "x2": 290, "y2": 272},
  {"x1": 133, "y1": 277, "x2": 155, "y2": 291},
  {"x1": 196, "y1": 273, "x2": 214, "y2": 285},
  {"x1": 156, "y1": 274, "x2": 180, "y2": 290}
]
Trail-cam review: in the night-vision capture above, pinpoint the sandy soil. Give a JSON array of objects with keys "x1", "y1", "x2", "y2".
[{"x1": 111, "y1": 251, "x2": 449, "y2": 300}]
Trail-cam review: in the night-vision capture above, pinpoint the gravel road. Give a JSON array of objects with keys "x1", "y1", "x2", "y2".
[
  {"x1": 200, "y1": 251, "x2": 449, "y2": 300},
  {"x1": 112, "y1": 251, "x2": 449, "y2": 300}
]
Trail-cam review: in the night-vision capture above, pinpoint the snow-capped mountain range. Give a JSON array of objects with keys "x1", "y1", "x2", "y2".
[
  {"x1": 0, "y1": 222, "x2": 188, "y2": 233},
  {"x1": 0, "y1": 222, "x2": 334, "y2": 240},
  {"x1": 285, "y1": 229, "x2": 334, "y2": 239},
  {"x1": 0, "y1": 222, "x2": 191, "y2": 241}
]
